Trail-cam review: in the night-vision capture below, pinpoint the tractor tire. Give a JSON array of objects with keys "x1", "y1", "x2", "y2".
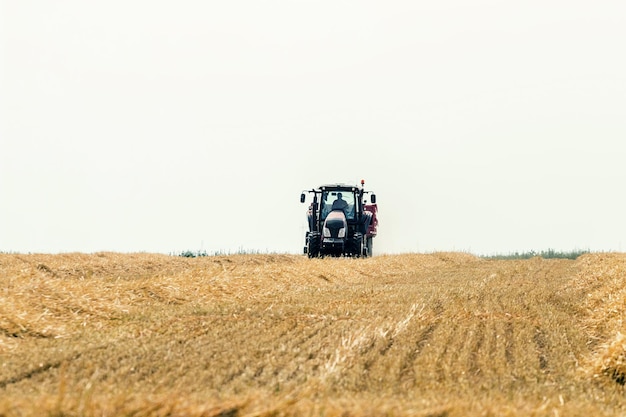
[
  {"x1": 307, "y1": 233, "x2": 321, "y2": 258},
  {"x1": 352, "y1": 233, "x2": 364, "y2": 258},
  {"x1": 366, "y1": 236, "x2": 373, "y2": 257}
]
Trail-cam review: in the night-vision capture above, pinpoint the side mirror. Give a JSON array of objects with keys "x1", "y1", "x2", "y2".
[
  {"x1": 370, "y1": 194, "x2": 376, "y2": 204},
  {"x1": 300, "y1": 193, "x2": 306, "y2": 203}
]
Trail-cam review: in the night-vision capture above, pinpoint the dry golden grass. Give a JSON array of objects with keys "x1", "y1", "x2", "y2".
[{"x1": 1, "y1": 252, "x2": 626, "y2": 416}]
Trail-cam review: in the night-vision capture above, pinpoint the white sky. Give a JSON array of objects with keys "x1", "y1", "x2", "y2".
[{"x1": 1, "y1": 1, "x2": 625, "y2": 255}]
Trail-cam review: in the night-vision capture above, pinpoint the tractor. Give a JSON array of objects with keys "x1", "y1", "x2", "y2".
[{"x1": 300, "y1": 180, "x2": 378, "y2": 257}]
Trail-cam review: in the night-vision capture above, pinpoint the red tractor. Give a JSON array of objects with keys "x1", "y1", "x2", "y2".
[{"x1": 300, "y1": 180, "x2": 378, "y2": 257}]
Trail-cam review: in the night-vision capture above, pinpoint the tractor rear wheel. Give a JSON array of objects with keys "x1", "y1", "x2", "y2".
[
  {"x1": 366, "y1": 237, "x2": 373, "y2": 257},
  {"x1": 351, "y1": 233, "x2": 364, "y2": 258}
]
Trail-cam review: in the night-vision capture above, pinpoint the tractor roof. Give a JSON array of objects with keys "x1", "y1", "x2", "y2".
[{"x1": 319, "y1": 184, "x2": 358, "y2": 192}]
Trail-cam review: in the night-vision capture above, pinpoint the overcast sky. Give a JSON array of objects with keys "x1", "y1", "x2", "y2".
[{"x1": 1, "y1": 1, "x2": 625, "y2": 255}]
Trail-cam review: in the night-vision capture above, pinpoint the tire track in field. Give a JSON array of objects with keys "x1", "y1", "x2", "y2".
[
  {"x1": 215, "y1": 311, "x2": 343, "y2": 391},
  {"x1": 430, "y1": 279, "x2": 489, "y2": 384},
  {"x1": 489, "y1": 267, "x2": 549, "y2": 383},
  {"x1": 0, "y1": 343, "x2": 111, "y2": 389},
  {"x1": 0, "y1": 359, "x2": 68, "y2": 389},
  {"x1": 504, "y1": 316, "x2": 515, "y2": 367},
  {"x1": 279, "y1": 316, "x2": 343, "y2": 384},
  {"x1": 389, "y1": 259, "x2": 585, "y2": 390},
  {"x1": 321, "y1": 300, "x2": 443, "y2": 392},
  {"x1": 397, "y1": 301, "x2": 443, "y2": 388},
  {"x1": 533, "y1": 326, "x2": 549, "y2": 371},
  {"x1": 398, "y1": 321, "x2": 439, "y2": 389},
  {"x1": 432, "y1": 317, "x2": 461, "y2": 384},
  {"x1": 467, "y1": 319, "x2": 486, "y2": 377},
  {"x1": 217, "y1": 317, "x2": 303, "y2": 388}
]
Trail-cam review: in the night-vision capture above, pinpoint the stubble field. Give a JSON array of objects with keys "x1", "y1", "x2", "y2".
[{"x1": 1, "y1": 252, "x2": 626, "y2": 416}]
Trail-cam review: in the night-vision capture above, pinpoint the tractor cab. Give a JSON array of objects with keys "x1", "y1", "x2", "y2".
[{"x1": 320, "y1": 189, "x2": 356, "y2": 221}]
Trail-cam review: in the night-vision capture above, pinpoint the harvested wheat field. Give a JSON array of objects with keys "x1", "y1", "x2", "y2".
[{"x1": 1, "y1": 252, "x2": 626, "y2": 416}]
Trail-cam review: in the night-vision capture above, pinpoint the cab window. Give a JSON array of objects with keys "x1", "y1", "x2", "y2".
[{"x1": 321, "y1": 191, "x2": 355, "y2": 220}]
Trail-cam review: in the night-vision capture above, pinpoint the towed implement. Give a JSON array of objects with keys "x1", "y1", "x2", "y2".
[{"x1": 300, "y1": 180, "x2": 378, "y2": 257}]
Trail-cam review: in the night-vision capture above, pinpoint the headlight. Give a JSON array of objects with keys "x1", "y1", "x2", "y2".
[
  {"x1": 338, "y1": 228, "x2": 345, "y2": 238},
  {"x1": 323, "y1": 227, "x2": 331, "y2": 237}
]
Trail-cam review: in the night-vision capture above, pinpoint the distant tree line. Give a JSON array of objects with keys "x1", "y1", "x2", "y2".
[{"x1": 482, "y1": 249, "x2": 590, "y2": 260}]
